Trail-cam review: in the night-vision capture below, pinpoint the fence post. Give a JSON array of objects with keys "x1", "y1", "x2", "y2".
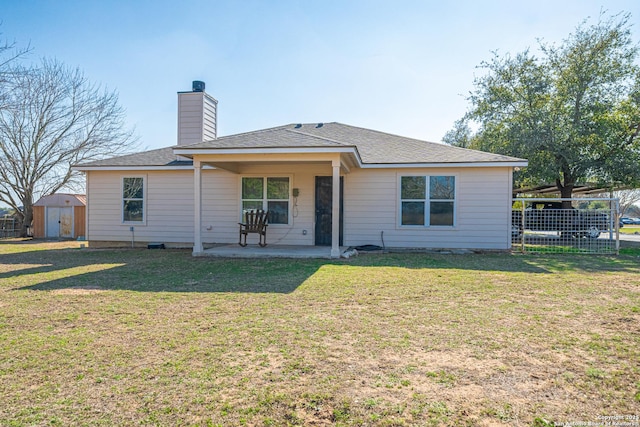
[
  {"x1": 614, "y1": 198, "x2": 620, "y2": 256},
  {"x1": 520, "y1": 201, "x2": 526, "y2": 253}
]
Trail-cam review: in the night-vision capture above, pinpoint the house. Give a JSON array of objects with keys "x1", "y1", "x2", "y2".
[
  {"x1": 32, "y1": 193, "x2": 86, "y2": 239},
  {"x1": 73, "y1": 81, "x2": 527, "y2": 257}
]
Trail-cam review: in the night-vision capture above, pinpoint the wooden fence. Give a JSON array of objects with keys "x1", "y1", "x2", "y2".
[{"x1": 0, "y1": 217, "x2": 22, "y2": 238}]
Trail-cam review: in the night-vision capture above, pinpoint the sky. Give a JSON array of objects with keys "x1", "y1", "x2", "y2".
[{"x1": 1, "y1": 0, "x2": 640, "y2": 154}]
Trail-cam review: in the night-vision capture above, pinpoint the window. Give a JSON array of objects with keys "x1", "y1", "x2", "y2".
[
  {"x1": 123, "y1": 177, "x2": 144, "y2": 222},
  {"x1": 241, "y1": 177, "x2": 290, "y2": 224},
  {"x1": 400, "y1": 175, "x2": 455, "y2": 226}
]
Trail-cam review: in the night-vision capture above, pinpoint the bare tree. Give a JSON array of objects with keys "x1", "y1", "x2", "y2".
[
  {"x1": 0, "y1": 59, "x2": 136, "y2": 235},
  {"x1": 0, "y1": 31, "x2": 31, "y2": 109},
  {"x1": 614, "y1": 189, "x2": 640, "y2": 217}
]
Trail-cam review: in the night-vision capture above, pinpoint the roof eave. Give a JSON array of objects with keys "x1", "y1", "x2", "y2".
[
  {"x1": 72, "y1": 165, "x2": 199, "y2": 171},
  {"x1": 73, "y1": 160, "x2": 528, "y2": 171},
  {"x1": 172, "y1": 146, "x2": 358, "y2": 156},
  {"x1": 361, "y1": 160, "x2": 528, "y2": 168}
]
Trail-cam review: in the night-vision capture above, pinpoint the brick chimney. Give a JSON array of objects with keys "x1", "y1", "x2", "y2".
[{"x1": 177, "y1": 81, "x2": 217, "y2": 145}]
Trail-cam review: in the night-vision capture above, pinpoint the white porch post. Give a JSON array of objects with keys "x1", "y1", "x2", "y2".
[
  {"x1": 331, "y1": 159, "x2": 341, "y2": 258},
  {"x1": 193, "y1": 159, "x2": 203, "y2": 254}
]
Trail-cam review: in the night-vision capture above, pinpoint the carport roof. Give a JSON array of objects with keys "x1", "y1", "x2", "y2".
[{"x1": 513, "y1": 184, "x2": 621, "y2": 197}]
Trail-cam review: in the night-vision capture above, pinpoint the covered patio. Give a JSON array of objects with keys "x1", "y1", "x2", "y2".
[{"x1": 174, "y1": 148, "x2": 357, "y2": 259}]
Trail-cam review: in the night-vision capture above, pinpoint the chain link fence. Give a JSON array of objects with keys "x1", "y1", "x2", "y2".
[{"x1": 512, "y1": 198, "x2": 619, "y2": 255}]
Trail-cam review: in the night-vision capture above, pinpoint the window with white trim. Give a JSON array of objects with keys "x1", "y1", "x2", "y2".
[
  {"x1": 241, "y1": 177, "x2": 290, "y2": 224},
  {"x1": 122, "y1": 177, "x2": 144, "y2": 222},
  {"x1": 400, "y1": 175, "x2": 455, "y2": 226}
]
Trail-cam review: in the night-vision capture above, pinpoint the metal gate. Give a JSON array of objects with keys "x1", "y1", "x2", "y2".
[{"x1": 512, "y1": 198, "x2": 619, "y2": 255}]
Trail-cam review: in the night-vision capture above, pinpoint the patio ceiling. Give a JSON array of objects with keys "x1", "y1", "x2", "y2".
[{"x1": 191, "y1": 151, "x2": 357, "y2": 174}]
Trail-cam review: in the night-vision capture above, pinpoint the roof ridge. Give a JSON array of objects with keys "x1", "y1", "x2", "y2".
[
  {"x1": 286, "y1": 127, "x2": 353, "y2": 147},
  {"x1": 328, "y1": 122, "x2": 522, "y2": 161},
  {"x1": 198, "y1": 122, "x2": 345, "y2": 144},
  {"x1": 121, "y1": 146, "x2": 173, "y2": 155},
  {"x1": 328, "y1": 122, "x2": 442, "y2": 145},
  {"x1": 181, "y1": 124, "x2": 295, "y2": 146},
  {"x1": 79, "y1": 146, "x2": 173, "y2": 164},
  {"x1": 440, "y1": 144, "x2": 519, "y2": 160}
]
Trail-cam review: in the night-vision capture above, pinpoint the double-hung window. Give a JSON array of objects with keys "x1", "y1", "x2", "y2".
[
  {"x1": 123, "y1": 177, "x2": 145, "y2": 222},
  {"x1": 400, "y1": 175, "x2": 455, "y2": 226},
  {"x1": 241, "y1": 177, "x2": 290, "y2": 225}
]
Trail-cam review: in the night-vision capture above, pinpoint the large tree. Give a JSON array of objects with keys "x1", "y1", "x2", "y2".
[
  {"x1": 0, "y1": 33, "x2": 30, "y2": 112},
  {"x1": 447, "y1": 13, "x2": 640, "y2": 207},
  {"x1": 0, "y1": 59, "x2": 136, "y2": 235}
]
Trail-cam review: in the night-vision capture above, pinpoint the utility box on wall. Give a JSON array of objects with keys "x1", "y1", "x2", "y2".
[{"x1": 33, "y1": 194, "x2": 86, "y2": 239}]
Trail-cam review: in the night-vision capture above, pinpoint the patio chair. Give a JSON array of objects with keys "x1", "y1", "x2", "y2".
[{"x1": 238, "y1": 209, "x2": 269, "y2": 247}]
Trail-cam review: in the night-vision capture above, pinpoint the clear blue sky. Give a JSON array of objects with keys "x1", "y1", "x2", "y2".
[{"x1": 1, "y1": 0, "x2": 639, "y2": 152}]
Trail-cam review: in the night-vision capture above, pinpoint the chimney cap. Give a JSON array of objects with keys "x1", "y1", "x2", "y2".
[{"x1": 192, "y1": 81, "x2": 205, "y2": 92}]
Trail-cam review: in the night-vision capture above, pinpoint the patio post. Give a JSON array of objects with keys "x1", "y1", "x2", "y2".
[
  {"x1": 331, "y1": 159, "x2": 340, "y2": 258},
  {"x1": 193, "y1": 159, "x2": 203, "y2": 254}
]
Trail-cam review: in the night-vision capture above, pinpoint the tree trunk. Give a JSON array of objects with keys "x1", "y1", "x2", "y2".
[
  {"x1": 555, "y1": 179, "x2": 575, "y2": 239},
  {"x1": 556, "y1": 178, "x2": 574, "y2": 209},
  {"x1": 20, "y1": 201, "x2": 33, "y2": 238}
]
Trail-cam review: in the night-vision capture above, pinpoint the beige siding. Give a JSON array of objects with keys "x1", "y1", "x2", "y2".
[
  {"x1": 86, "y1": 170, "x2": 195, "y2": 246},
  {"x1": 85, "y1": 164, "x2": 336, "y2": 247},
  {"x1": 177, "y1": 92, "x2": 217, "y2": 145},
  {"x1": 344, "y1": 168, "x2": 513, "y2": 250},
  {"x1": 86, "y1": 164, "x2": 514, "y2": 250},
  {"x1": 201, "y1": 164, "x2": 333, "y2": 245},
  {"x1": 202, "y1": 94, "x2": 217, "y2": 140},
  {"x1": 178, "y1": 93, "x2": 203, "y2": 145}
]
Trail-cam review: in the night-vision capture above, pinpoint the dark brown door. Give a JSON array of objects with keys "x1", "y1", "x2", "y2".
[{"x1": 315, "y1": 176, "x2": 343, "y2": 246}]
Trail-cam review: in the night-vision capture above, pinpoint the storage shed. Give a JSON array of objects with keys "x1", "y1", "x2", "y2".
[{"x1": 33, "y1": 194, "x2": 86, "y2": 239}]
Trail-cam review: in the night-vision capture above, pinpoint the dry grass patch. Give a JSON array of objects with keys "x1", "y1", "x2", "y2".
[{"x1": 0, "y1": 240, "x2": 639, "y2": 426}]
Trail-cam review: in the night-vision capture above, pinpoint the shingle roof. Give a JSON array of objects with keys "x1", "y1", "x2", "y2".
[
  {"x1": 76, "y1": 147, "x2": 193, "y2": 167},
  {"x1": 76, "y1": 122, "x2": 525, "y2": 168}
]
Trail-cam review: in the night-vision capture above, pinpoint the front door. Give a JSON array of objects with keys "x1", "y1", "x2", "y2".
[{"x1": 315, "y1": 176, "x2": 343, "y2": 246}]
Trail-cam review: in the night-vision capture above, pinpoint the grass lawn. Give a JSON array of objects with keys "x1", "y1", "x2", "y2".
[
  {"x1": 620, "y1": 225, "x2": 640, "y2": 235},
  {"x1": 1, "y1": 240, "x2": 639, "y2": 426}
]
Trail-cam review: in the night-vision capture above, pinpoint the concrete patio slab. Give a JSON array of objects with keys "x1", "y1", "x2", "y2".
[{"x1": 198, "y1": 244, "x2": 345, "y2": 259}]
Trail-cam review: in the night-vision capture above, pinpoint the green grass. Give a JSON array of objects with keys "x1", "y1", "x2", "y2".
[
  {"x1": 620, "y1": 224, "x2": 640, "y2": 235},
  {"x1": 1, "y1": 240, "x2": 639, "y2": 425}
]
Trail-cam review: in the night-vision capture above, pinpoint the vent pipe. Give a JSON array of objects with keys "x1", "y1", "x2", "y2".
[{"x1": 192, "y1": 80, "x2": 205, "y2": 92}]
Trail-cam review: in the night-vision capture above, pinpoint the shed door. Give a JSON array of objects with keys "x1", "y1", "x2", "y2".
[
  {"x1": 46, "y1": 207, "x2": 73, "y2": 238},
  {"x1": 46, "y1": 207, "x2": 60, "y2": 238},
  {"x1": 59, "y1": 207, "x2": 73, "y2": 238}
]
